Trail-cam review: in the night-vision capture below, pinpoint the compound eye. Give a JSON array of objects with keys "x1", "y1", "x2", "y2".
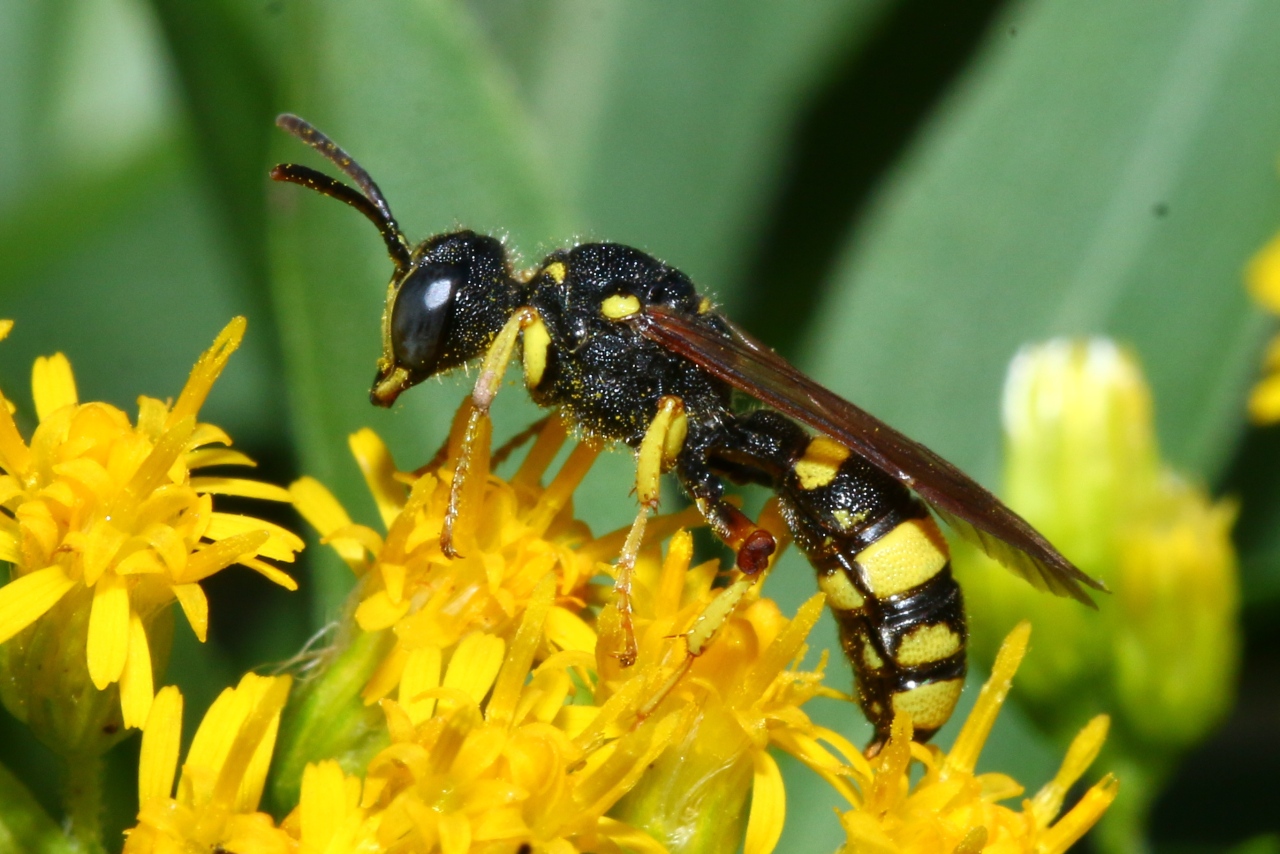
[{"x1": 390, "y1": 262, "x2": 464, "y2": 376}]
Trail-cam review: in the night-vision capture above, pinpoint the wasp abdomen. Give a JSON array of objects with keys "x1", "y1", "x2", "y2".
[{"x1": 713, "y1": 411, "x2": 967, "y2": 744}]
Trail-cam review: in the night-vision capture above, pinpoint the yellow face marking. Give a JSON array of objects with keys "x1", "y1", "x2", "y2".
[
  {"x1": 543, "y1": 261, "x2": 567, "y2": 284},
  {"x1": 891, "y1": 678, "x2": 964, "y2": 731},
  {"x1": 698, "y1": 297, "x2": 712, "y2": 313},
  {"x1": 816, "y1": 569, "x2": 865, "y2": 611},
  {"x1": 601, "y1": 294, "x2": 642, "y2": 319},
  {"x1": 855, "y1": 517, "x2": 949, "y2": 597},
  {"x1": 895, "y1": 623, "x2": 962, "y2": 667},
  {"x1": 794, "y1": 436, "x2": 851, "y2": 490},
  {"x1": 521, "y1": 315, "x2": 552, "y2": 389},
  {"x1": 861, "y1": 641, "x2": 884, "y2": 670}
]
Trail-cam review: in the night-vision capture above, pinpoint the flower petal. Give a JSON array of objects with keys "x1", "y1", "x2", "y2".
[
  {"x1": 0, "y1": 564, "x2": 74, "y2": 643},
  {"x1": 181, "y1": 530, "x2": 271, "y2": 583},
  {"x1": 185, "y1": 448, "x2": 257, "y2": 470},
  {"x1": 299, "y1": 761, "x2": 359, "y2": 849},
  {"x1": 120, "y1": 611, "x2": 155, "y2": 728},
  {"x1": 400, "y1": 646, "x2": 442, "y2": 725},
  {"x1": 488, "y1": 573, "x2": 555, "y2": 726},
  {"x1": 0, "y1": 391, "x2": 32, "y2": 477},
  {"x1": 207, "y1": 513, "x2": 304, "y2": 562},
  {"x1": 138, "y1": 686, "x2": 183, "y2": 806},
  {"x1": 31, "y1": 353, "x2": 79, "y2": 421},
  {"x1": 1037, "y1": 774, "x2": 1120, "y2": 854},
  {"x1": 349, "y1": 428, "x2": 406, "y2": 528},
  {"x1": 173, "y1": 583, "x2": 209, "y2": 642},
  {"x1": 0, "y1": 525, "x2": 23, "y2": 566},
  {"x1": 744, "y1": 749, "x2": 785, "y2": 854},
  {"x1": 443, "y1": 633, "x2": 506, "y2": 707},
  {"x1": 87, "y1": 574, "x2": 131, "y2": 689},
  {"x1": 168, "y1": 317, "x2": 245, "y2": 428},
  {"x1": 945, "y1": 621, "x2": 1030, "y2": 777},
  {"x1": 191, "y1": 476, "x2": 292, "y2": 502},
  {"x1": 1030, "y1": 714, "x2": 1110, "y2": 828},
  {"x1": 289, "y1": 476, "x2": 350, "y2": 538}
]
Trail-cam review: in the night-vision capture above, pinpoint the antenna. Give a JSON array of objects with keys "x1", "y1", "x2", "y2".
[{"x1": 271, "y1": 114, "x2": 412, "y2": 272}]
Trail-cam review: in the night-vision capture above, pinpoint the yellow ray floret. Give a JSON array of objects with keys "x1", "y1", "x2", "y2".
[
  {"x1": 126, "y1": 675, "x2": 294, "y2": 853},
  {"x1": 0, "y1": 318, "x2": 302, "y2": 728}
]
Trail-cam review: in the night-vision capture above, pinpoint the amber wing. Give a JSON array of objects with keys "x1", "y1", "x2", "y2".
[{"x1": 631, "y1": 305, "x2": 1106, "y2": 606}]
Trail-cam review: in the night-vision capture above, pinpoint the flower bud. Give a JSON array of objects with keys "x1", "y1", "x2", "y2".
[{"x1": 955, "y1": 339, "x2": 1239, "y2": 767}]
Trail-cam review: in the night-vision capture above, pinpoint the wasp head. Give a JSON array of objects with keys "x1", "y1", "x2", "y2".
[
  {"x1": 270, "y1": 115, "x2": 521, "y2": 407},
  {"x1": 371, "y1": 231, "x2": 516, "y2": 406}
]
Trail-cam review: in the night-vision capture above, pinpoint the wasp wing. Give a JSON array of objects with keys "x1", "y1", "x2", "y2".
[{"x1": 632, "y1": 305, "x2": 1106, "y2": 606}]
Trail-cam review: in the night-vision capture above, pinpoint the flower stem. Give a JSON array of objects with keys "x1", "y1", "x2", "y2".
[{"x1": 63, "y1": 752, "x2": 106, "y2": 854}]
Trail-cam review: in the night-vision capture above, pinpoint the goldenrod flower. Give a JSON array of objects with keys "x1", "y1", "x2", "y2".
[
  {"x1": 280, "y1": 403, "x2": 851, "y2": 852},
  {"x1": 838, "y1": 623, "x2": 1117, "y2": 853},
  {"x1": 1246, "y1": 229, "x2": 1280, "y2": 422},
  {"x1": 125, "y1": 675, "x2": 295, "y2": 853},
  {"x1": 0, "y1": 318, "x2": 301, "y2": 736}
]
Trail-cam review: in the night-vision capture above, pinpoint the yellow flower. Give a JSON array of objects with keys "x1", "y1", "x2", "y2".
[
  {"x1": 125, "y1": 675, "x2": 295, "y2": 853},
  {"x1": 281, "y1": 402, "x2": 852, "y2": 852},
  {"x1": 838, "y1": 623, "x2": 1117, "y2": 853},
  {"x1": 0, "y1": 318, "x2": 301, "y2": 735},
  {"x1": 1246, "y1": 229, "x2": 1280, "y2": 422}
]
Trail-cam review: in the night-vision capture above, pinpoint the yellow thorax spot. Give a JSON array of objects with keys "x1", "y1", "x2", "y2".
[
  {"x1": 601, "y1": 294, "x2": 641, "y2": 320},
  {"x1": 862, "y1": 641, "x2": 885, "y2": 670},
  {"x1": 794, "y1": 436, "x2": 850, "y2": 490},
  {"x1": 855, "y1": 517, "x2": 948, "y2": 597},
  {"x1": 543, "y1": 261, "x2": 567, "y2": 284},
  {"x1": 522, "y1": 315, "x2": 552, "y2": 388},
  {"x1": 895, "y1": 622, "x2": 961, "y2": 666}
]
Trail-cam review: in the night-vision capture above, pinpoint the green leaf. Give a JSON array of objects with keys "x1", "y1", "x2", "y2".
[
  {"x1": 471, "y1": 0, "x2": 888, "y2": 301},
  {"x1": 776, "y1": 2, "x2": 1280, "y2": 847},
  {"x1": 805, "y1": 0, "x2": 1280, "y2": 489},
  {"x1": 0, "y1": 762, "x2": 75, "y2": 854}
]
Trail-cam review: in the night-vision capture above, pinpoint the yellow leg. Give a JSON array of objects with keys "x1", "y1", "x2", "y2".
[
  {"x1": 636, "y1": 576, "x2": 753, "y2": 720},
  {"x1": 442, "y1": 307, "x2": 537, "y2": 557},
  {"x1": 613, "y1": 396, "x2": 687, "y2": 667}
]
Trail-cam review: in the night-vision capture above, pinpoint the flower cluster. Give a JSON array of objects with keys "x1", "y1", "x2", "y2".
[
  {"x1": 0, "y1": 318, "x2": 300, "y2": 744},
  {"x1": 127, "y1": 402, "x2": 864, "y2": 852},
  {"x1": 1, "y1": 317, "x2": 1119, "y2": 852}
]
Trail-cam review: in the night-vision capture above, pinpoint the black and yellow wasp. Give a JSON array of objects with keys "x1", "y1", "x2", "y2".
[{"x1": 271, "y1": 114, "x2": 1105, "y2": 747}]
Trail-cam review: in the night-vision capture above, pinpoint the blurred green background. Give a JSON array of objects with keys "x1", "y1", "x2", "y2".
[{"x1": 2, "y1": 0, "x2": 1279, "y2": 850}]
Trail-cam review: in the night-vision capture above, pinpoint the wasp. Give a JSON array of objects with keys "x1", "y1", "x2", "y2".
[{"x1": 271, "y1": 114, "x2": 1105, "y2": 747}]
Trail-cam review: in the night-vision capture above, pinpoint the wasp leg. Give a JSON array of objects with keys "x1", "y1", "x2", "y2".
[
  {"x1": 636, "y1": 574, "x2": 754, "y2": 720},
  {"x1": 443, "y1": 306, "x2": 538, "y2": 557},
  {"x1": 676, "y1": 450, "x2": 777, "y2": 575},
  {"x1": 613, "y1": 396, "x2": 687, "y2": 667}
]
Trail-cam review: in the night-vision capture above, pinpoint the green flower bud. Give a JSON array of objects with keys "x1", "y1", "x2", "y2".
[
  {"x1": 953, "y1": 339, "x2": 1240, "y2": 849},
  {"x1": 0, "y1": 582, "x2": 172, "y2": 759}
]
